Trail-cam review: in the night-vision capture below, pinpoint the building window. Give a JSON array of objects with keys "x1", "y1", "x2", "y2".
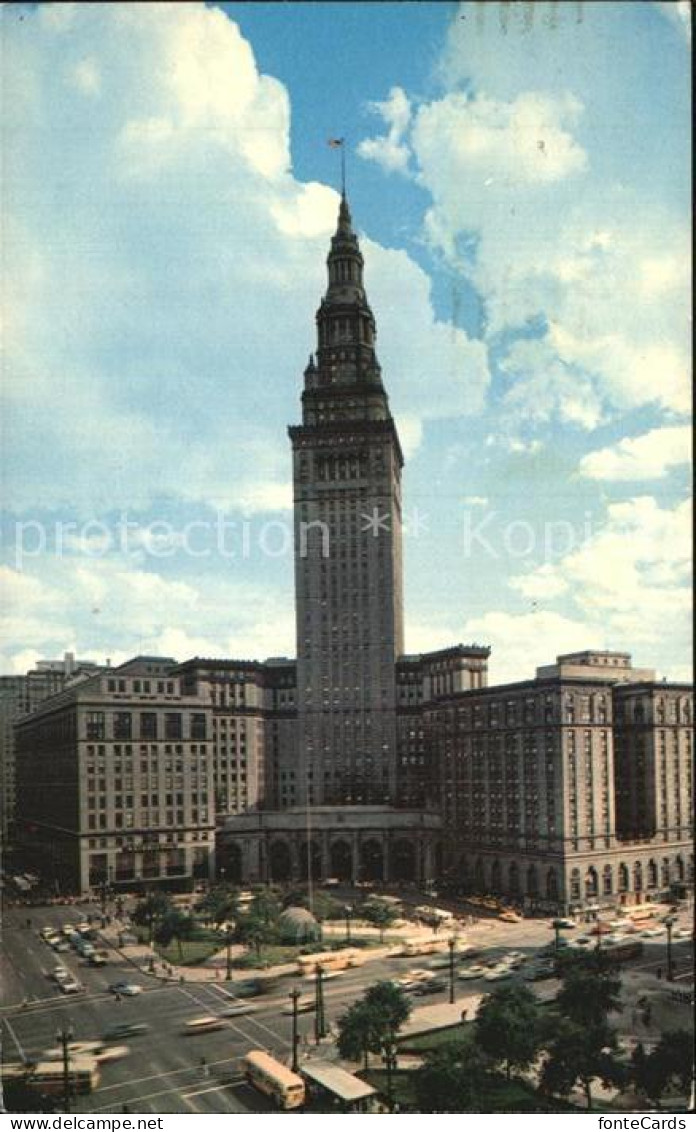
[
  {"x1": 113, "y1": 712, "x2": 132, "y2": 740},
  {"x1": 191, "y1": 714, "x2": 207, "y2": 740},
  {"x1": 140, "y1": 713, "x2": 157, "y2": 740},
  {"x1": 165, "y1": 713, "x2": 182, "y2": 740},
  {"x1": 86, "y1": 712, "x2": 105, "y2": 740}
]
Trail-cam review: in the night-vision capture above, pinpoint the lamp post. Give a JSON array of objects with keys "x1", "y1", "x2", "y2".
[
  {"x1": 382, "y1": 1034, "x2": 397, "y2": 1112},
  {"x1": 551, "y1": 918, "x2": 565, "y2": 953},
  {"x1": 447, "y1": 936, "x2": 456, "y2": 1005},
  {"x1": 56, "y1": 1024, "x2": 74, "y2": 1113},
  {"x1": 344, "y1": 904, "x2": 353, "y2": 944},
  {"x1": 664, "y1": 915, "x2": 676, "y2": 981},
  {"x1": 289, "y1": 987, "x2": 301, "y2": 1072},
  {"x1": 225, "y1": 924, "x2": 234, "y2": 981},
  {"x1": 314, "y1": 964, "x2": 327, "y2": 1044}
]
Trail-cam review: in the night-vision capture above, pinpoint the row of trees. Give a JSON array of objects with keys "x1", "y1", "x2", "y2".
[
  {"x1": 130, "y1": 885, "x2": 402, "y2": 962},
  {"x1": 335, "y1": 951, "x2": 693, "y2": 1112}
]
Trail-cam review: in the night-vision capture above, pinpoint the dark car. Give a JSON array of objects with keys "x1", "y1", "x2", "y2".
[
  {"x1": 102, "y1": 1023, "x2": 151, "y2": 1042},
  {"x1": 230, "y1": 979, "x2": 264, "y2": 998},
  {"x1": 412, "y1": 979, "x2": 447, "y2": 996}
]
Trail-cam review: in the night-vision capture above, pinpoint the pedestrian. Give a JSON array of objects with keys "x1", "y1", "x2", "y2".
[
  {"x1": 116, "y1": 991, "x2": 122, "y2": 1003},
  {"x1": 200, "y1": 1057, "x2": 208, "y2": 1078}
]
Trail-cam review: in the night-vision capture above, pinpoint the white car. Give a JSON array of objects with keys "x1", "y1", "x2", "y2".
[
  {"x1": 484, "y1": 967, "x2": 512, "y2": 982},
  {"x1": 553, "y1": 918, "x2": 576, "y2": 930},
  {"x1": 52, "y1": 967, "x2": 70, "y2": 983},
  {"x1": 59, "y1": 979, "x2": 82, "y2": 994},
  {"x1": 183, "y1": 1016, "x2": 228, "y2": 1034},
  {"x1": 674, "y1": 927, "x2": 693, "y2": 939},
  {"x1": 109, "y1": 982, "x2": 143, "y2": 996},
  {"x1": 608, "y1": 920, "x2": 626, "y2": 931},
  {"x1": 458, "y1": 965, "x2": 486, "y2": 980},
  {"x1": 43, "y1": 1040, "x2": 102, "y2": 1060},
  {"x1": 93, "y1": 1045, "x2": 130, "y2": 1064},
  {"x1": 642, "y1": 927, "x2": 664, "y2": 938},
  {"x1": 603, "y1": 934, "x2": 626, "y2": 946}
]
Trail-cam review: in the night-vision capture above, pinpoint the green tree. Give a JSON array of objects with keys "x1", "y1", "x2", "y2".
[
  {"x1": 415, "y1": 1042, "x2": 492, "y2": 1113},
  {"x1": 632, "y1": 1030, "x2": 694, "y2": 1107},
  {"x1": 554, "y1": 950, "x2": 623, "y2": 1029},
  {"x1": 235, "y1": 911, "x2": 277, "y2": 956},
  {"x1": 155, "y1": 909, "x2": 196, "y2": 960},
  {"x1": 361, "y1": 898, "x2": 399, "y2": 942},
  {"x1": 131, "y1": 891, "x2": 174, "y2": 944},
  {"x1": 541, "y1": 1018, "x2": 625, "y2": 1110},
  {"x1": 336, "y1": 1000, "x2": 380, "y2": 1069},
  {"x1": 363, "y1": 980, "x2": 411, "y2": 1034},
  {"x1": 249, "y1": 888, "x2": 282, "y2": 925},
  {"x1": 336, "y1": 981, "x2": 411, "y2": 1070},
  {"x1": 475, "y1": 984, "x2": 543, "y2": 1079},
  {"x1": 196, "y1": 884, "x2": 239, "y2": 927}
]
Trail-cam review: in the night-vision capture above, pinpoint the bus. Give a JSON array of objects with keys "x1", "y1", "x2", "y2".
[
  {"x1": 27, "y1": 1059, "x2": 101, "y2": 1096},
  {"x1": 602, "y1": 940, "x2": 644, "y2": 963},
  {"x1": 243, "y1": 1051, "x2": 305, "y2": 1110},
  {"x1": 399, "y1": 937, "x2": 450, "y2": 957},
  {"x1": 414, "y1": 905, "x2": 454, "y2": 926},
  {"x1": 296, "y1": 949, "x2": 365, "y2": 975}
]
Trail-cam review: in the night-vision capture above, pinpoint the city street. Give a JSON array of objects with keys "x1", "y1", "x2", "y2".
[{"x1": 2, "y1": 899, "x2": 692, "y2": 1113}]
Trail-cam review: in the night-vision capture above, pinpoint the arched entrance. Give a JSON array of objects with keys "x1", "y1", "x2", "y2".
[
  {"x1": 329, "y1": 840, "x2": 353, "y2": 882},
  {"x1": 490, "y1": 860, "x2": 502, "y2": 893},
  {"x1": 509, "y1": 862, "x2": 519, "y2": 894},
  {"x1": 360, "y1": 839, "x2": 384, "y2": 882},
  {"x1": 474, "y1": 858, "x2": 485, "y2": 892},
  {"x1": 585, "y1": 867, "x2": 598, "y2": 899},
  {"x1": 527, "y1": 865, "x2": 538, "y2": 897},
  {"x1": 392, "y1": 839, "x2": 416, "y2": 882},
  {"x1": 546, "y1": 868, "x2": 558, "y2": 901},
  {"x1": 217, "y1": 842, "x2": 243, "y2": 885},
  {"x1": 269, "y1": 840, "x2": 292, "y2": 883},
  {"x1": 299, "y1": 839, "x2": 322, "y2": 881}
]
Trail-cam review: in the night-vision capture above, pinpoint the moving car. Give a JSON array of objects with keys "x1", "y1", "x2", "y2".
[
  {"x1": 483, "y1": 966, "x2": 512, "y2": 982},
  {"x1": 108, "y1": 981, "x2": 143, "y2": 996},
  {"x1": 553, "y1": 917, "x2": 576, "y2": 929},
  {"x1": 52, "y1": 940, "x2": 71, "y2": 953},
  {"x1": 59, "y1": 979, "x2": 82, "y2": 994},
  {"x1": 412, "y1": 979, "x2": 447, "y2": 996},
  {"x1": 219, "y1": 1004, "x2": 259, "y2": 1018},
  {"x1": 499, "y1": 910, "x2": 522, "y2": 923},
  {"x1": 281, "y1": 996, "x2": 315, "y2": 1015},
  {"x1": 52, "y1": 967, "x2": 70, "y2": 983},
  {"x1": 458, "y1": 965, "x2": 486, "y2": 981},
  {"x1": 641, "y1": 927, "x2": 665, "y2": 938},
  {"x1": 88, "y1": 951, "x2": 109, "y2": 967},
  {"x1": 183, "y1": 1016, "x2": 228, "y2": 1034},
  {"x1": 102, "y1": 1023, "x2": 150, "y2": 1042}
]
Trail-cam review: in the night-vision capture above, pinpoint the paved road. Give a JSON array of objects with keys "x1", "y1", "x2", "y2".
[{"x1": 2, "y1": 899, "x2": 692, "y2": 1113}]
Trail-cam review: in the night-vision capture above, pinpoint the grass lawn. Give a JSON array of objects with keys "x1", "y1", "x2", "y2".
[
  {"x1": 136, "y1": 928, "x2": 222, "y2": 966},
  {"x1": 362, "y1": 1065, "x2": 581, "y2": 1113},
  {"x1": 231, "y1": 944, "x2": 306, "y2": 968},
  {"x1": 397, "y1": 1025, "x2": 473, "y2": 1053}
]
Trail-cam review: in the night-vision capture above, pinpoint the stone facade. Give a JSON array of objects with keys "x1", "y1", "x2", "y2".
[{"x1": 15, "y1": 657, "x2": 216, "y2": 892}]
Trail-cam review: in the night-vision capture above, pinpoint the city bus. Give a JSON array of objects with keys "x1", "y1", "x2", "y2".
[
  {"x1": 243, "y1": 1051, "x2": 305, "y2": 1109},
  {"x1": 399, "y1": 937, "x2": 450, "y2": 957},
  {"x1": 296, "y1": 949, "x2": 365, "y2": 975},
  {"x1": 27, "y1": 1059, "x2": 101, "y2": 1096}
]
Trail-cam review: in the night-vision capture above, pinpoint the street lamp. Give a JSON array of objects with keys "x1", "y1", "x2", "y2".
[
  {"x1": 382, "y1": 1034, "x2": 397, "y2": 1112},
  {"x1": 56, "y1": 1025, "x2": 74, "y2": 1113},
  {"x1": 551, "y1": 918, "x2": 566, "y2": 954},
  {"x1": 314, "y1": 964, "x2": 327, "y2": 1044},
  {"x1": 344, "y1": 904, "x2": 353, "y2": 944},
  {"x1": 663, "y1": 915, "x2": 676, "y2": 982},
  {"x1": 289, "y1": 987, "x2": 301, "y2": 1072},
  {"x1": 447, "y1": 936, "x2": 456, "y2": 1005},
  {"x1": 224, "y1": 924, "x2": 234, "y2": 981}
]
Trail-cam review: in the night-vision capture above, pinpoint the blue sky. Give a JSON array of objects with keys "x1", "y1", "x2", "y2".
[{"x1": 1, "y1": 1, "x2": 691, "y2": 683}]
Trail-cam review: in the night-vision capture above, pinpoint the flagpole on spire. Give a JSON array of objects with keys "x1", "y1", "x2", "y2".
[{"x1": 327, "y1": 137, "x2": 346, "y2": 196}]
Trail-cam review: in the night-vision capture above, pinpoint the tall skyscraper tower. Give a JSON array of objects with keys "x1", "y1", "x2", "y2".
[{"x1": 289, "y1": 196, "x2": 404, "y2": 807}]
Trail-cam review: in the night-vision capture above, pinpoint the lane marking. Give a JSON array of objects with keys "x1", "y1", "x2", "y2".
[
  {"x1": 96, "y1": 1054, "x2": 242, "y2": 1093},
  {"x1": 181, "y1": 1084, "x2": 232, "y2": 1099},
  {"x1": 3, "y1": 1016, "x2": 26, "y2": 1060}
]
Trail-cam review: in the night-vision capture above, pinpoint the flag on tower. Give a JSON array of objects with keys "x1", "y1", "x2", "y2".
[{"x1": 327, "y1": 137, "x2": 344, "y2": 148}]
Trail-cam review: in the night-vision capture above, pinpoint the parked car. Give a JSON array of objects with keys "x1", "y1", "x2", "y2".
[
  {"x1": 51, "y1": 967, "x2": 70, "y2": 983},
  {"x1": 88, "y1": 952, "x2": 109, "y2": 967},
  {"x1": 499, "y1": 911, "x2": 522, "y2": 923},
  {"x1": 52, "y1": 940, "x2": 70, "y2": 953},
  {"x1": 553, "y1": 917, "x2": 577, "y2": 930}
]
